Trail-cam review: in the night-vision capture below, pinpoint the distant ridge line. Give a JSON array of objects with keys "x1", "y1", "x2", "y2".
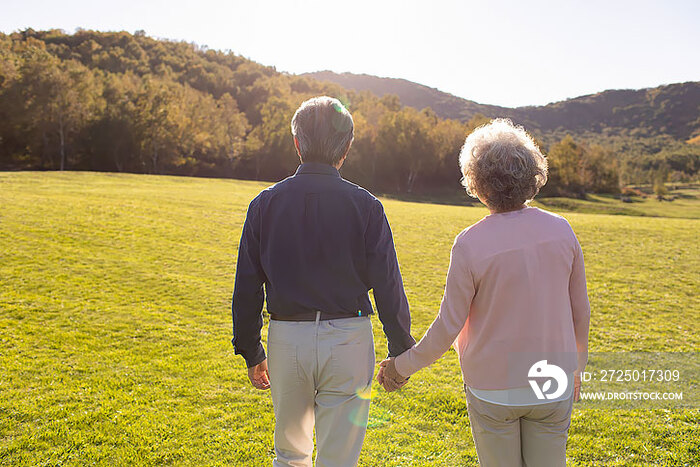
[{"x1": 301, "y1": 71, "x2": 700, "y2": 139}]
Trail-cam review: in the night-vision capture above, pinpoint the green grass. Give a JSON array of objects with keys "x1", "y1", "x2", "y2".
[{"x1": 1, "y1": 171, "x2": 698, "y2": 466}]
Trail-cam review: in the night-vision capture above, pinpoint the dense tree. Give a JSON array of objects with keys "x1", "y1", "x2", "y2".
[
  {"x1": 547, "y1": 135, "x2": 586, "y2": 196},
  {"x1": 545, "y1": 135, "x2": 621, "y2": 196},
  {"x1": 8, "y1": 48, "x2": 103, "y2": 170},
  {"x1": 241, "y1": 96, "x2": 297, "y2": 180},
  {"x1": 0, "y1": 29, "x2": 696, "y2": 198},
  {"x1": 375, "y1": 107, "x2": 437, "y2": 192},
  {"x1": 427, "y1": 114, "x2": 468, "y2": 187},
  {"x1": 81, "y1": 72, "x2": 139, "y2": 172},
  {"x1": 582, "y1": 145, "x2": 619, "y2": 193}
]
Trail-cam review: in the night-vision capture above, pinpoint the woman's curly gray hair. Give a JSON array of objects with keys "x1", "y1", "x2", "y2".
[{"x1": 459, "y1": 118, "x2": 548, "y2": 212}]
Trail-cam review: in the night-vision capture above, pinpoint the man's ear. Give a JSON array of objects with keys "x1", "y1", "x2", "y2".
[
  {"x1": 335, "y1": 154, "x2": 347, "y2": 170},
  {"x1": 293, "y1": 136, "x2": 302, "y2": 159},
  {"x1": 335, "y1": 140, "x2": 352, "y2": 169}
]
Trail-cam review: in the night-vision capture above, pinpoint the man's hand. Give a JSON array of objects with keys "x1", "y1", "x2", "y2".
[
  {"x1": 377, "y1": 358, "x2": 408, "y2": 392},
  {"x1": 573, "y1": 372, "x2": 581, "y2": 402},
  {"x1": 248, "y1": 359, "x2": 270, "y2": 390}
]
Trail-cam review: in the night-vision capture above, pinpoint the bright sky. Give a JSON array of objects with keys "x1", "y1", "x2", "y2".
[{"x1": 2, "y1": 0, "x2": 698, "y2": 108}]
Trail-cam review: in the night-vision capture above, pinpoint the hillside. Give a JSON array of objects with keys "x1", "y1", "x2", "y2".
[
  {"x1": 301, "y1": 71, "x2": 508, "y2": 122},
  {"x1": 1, "y1": 29, "x2": 697, "y2": 195},
  {"x1": 303, "y1": 71, "x2": 700, "y2": 140},
  {"x1": 511, "y1": 83, "x2": 700, "y2": 139}
]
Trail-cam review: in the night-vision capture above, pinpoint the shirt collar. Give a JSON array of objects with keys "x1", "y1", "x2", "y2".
[{"x1": 295, "y1": 162, "x2": 341, "y2": 177}]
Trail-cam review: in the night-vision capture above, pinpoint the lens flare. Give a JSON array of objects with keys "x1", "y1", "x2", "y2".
[
  {"x1": 355, "y1": 385, "x2": 372, "y2": 400},
  {"x1": 348, "y1": 403, "x2": 370, "y2": 427}
]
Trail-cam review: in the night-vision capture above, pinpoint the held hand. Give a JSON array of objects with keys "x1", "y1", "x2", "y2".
[
  {"x1": 248, "y1": 359, "x2": 270, "y2": 390},
  {"x1": 573, "y1": 372, "x2": 581, "y2": 402},
  {"x1": 377, "y1": 358, "x2": 408, "y2": 392},
  {"x1": 376, "y1": 365, "x2": 399, "y2": 389}
]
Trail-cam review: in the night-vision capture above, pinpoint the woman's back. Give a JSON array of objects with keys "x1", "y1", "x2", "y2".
[{"x1": 453, "y1": 207, "x2": 588, "y2": 389}]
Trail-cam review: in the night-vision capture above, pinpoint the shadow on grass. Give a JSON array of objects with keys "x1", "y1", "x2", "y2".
[
  {"x1": 534, "y1": 197, "x2": 648, "y2": 217},
  {"x1": 671, "y1": 191, "x2": 698, "y2": 200},
  {"x1": 371, "y1": 183, "x2": 700, "y2": 218},
  {"x1": 378, "y1": 191, "x2": 479, "y2": 207}
]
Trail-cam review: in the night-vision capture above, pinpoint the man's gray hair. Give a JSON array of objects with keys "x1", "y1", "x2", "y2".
[{"x1": 291, "y1": 96, "x2": 354, "y2": 165}]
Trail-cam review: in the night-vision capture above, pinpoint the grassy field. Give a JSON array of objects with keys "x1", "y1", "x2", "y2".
[{"x1": 1, "y1": 171, "x2": 698, "y2": 466}]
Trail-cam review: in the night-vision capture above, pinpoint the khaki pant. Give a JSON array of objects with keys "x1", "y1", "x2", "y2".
[
  {"x1": 267, "y1": 316, "x2": 375, "y2": 467},
  {"x1": 465, "y1": 387, "x2": 574, "y2": 467}
]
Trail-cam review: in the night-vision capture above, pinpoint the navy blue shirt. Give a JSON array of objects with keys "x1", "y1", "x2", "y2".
[{"x1": 232, "y1": 162, "x2": 416, "y2": 367}]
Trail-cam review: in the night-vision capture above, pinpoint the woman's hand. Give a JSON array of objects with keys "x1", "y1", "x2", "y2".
[{"x1": 377, "y1": 358, "x2": 408, "y2": 392}]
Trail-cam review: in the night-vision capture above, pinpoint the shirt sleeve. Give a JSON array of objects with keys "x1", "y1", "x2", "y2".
[
  {"x1": 394, "y1": 239, "x2": 475, "y2": 378},
  {"x1": 232, "y1": 197, "x2": 267, "y2": 368},
  {"x1": 365, "y1": 199, "x2": 416, "y2": 357},
  {"x1": 570, "y1": 235, "x2": 591, "y2": 374}
]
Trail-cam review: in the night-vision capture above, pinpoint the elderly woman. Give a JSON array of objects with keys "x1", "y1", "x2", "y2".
[{"x1": 378, "y1": 118, "x2": 590, "y2": 466}]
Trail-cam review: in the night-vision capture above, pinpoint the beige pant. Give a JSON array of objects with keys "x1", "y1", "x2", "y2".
[
  {"x1": 267, "y1": 315, "x2": 375, "y2": 467},
  {"x1": 465, "y1": 387, "x2": 574, "y2": 467}
]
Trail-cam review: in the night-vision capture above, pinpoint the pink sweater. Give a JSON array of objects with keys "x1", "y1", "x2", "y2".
[{"x1": 394, "y1": 207, "x2": 590, "y2": 390}]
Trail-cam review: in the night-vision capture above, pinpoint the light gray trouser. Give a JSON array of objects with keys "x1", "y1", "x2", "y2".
[
  {"x1": 267, "y1": 315, "x2": 374, "y2": 467},
  {"x1": 465, "y1": 388, "x2": 574, "y2": 467}
]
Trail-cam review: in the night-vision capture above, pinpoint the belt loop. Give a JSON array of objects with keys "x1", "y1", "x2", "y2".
[{"x1": 315, "y1": 310, "x2": 321, "y2": 325}]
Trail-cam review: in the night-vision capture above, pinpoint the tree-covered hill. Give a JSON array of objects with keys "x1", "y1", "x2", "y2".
[
  {"x1": 512, "y1": 84, "x2": 700, "y2": 140},
  {"x1": 1, "y1": 29, "x2": 697, "y2": 197},
  {"x1": 302, "y1": 71, "x2": 509, "y2": 123},
  {"x1": 303, "y1": 71, "x2": 700, "y2": 140}
]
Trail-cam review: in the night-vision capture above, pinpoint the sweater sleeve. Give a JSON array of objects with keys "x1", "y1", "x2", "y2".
[
  {"x1": 231, "y1": 197, "x2": 267, "y2": 368},
  {"x1": 365, "y1": 199, "x2": 416, "y2": 357},
  {"x1": 570, "y1": 236, "x2": 591, "y2": 374},
  {"x1": 394, "y1": 240, "x2": 475, "y2": 378}
]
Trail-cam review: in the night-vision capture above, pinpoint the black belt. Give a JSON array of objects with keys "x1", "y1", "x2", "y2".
[{"x1": 269, "y1": 311, "x2": 365, "y2": 322}]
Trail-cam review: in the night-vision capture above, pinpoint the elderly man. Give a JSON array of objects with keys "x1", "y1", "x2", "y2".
[{"x1": 232, "y1": 96, "x2": 415, "y2": 466}]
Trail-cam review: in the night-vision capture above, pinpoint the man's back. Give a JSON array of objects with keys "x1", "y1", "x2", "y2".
[
  {"x1": 253, "y1": 162, "x2": 380, "y2": 316},
  {"x1": 233, "y1": 162, "x2": 414, "y2": 367}
]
